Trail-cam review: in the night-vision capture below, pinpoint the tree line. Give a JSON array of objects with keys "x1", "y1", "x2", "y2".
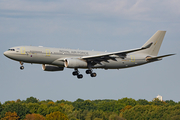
[{"x1": 0, "y1": 97, "x2": 180, "y2": 120}]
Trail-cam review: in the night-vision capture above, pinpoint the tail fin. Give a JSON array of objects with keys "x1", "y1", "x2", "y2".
[{"x1": 141, "y1": 30, "x2": 166, "y2": 56}]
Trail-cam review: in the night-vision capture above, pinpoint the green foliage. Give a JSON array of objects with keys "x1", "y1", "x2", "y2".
[
  {"x1": 0, "y1": 103, "x2": 3, "y2": 113},
  {"x1": 1, "y1": 112, "x2": 20, "y2": 120},
  {"x1": 26, "y1": 97, "x2": 38, "y2": 103},
  {"x1": 37, "y1": 104, "x2": 48, "y2": 116},
  {"x1": 117, "y1": 98, "x2": 137, "y2": 106},
  {"x1": 73, "y1": 100, "x2": 97, "y2": 111},
  {"x1": 152, "y1": 98, "x2": 166, "y2": 106},
  {"x1": 1, "y1": 102, "x2": 29, "y2": 119},
  {"x1": 137, "y1": 99, "x2": 150, "y2": 105},
  {"x1": 85, "y1": 110, "x2": 106, "y2": 120},
  {"x1": 24, "y1": 113, "x2": 45, "y2": 120},
  {"x1": 27, "y1": 103, "x2": 40, "y2": 114},
  {"x1": 122, "y1": 104, "x2": 180, "y2": 120},
  {"x1": 166, "y1": 100, "x2": 176, "y2": 105},
  {"x1": 0, "y1": 97, "x2": 180, "y2": 120},
  {"x1": 46, "y1": 111, "x2": 68, "y2": 120}
]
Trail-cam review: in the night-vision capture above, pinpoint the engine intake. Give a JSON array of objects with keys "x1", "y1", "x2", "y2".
[
  {"x1": 64, "y1": 58, "x2": 87, "y2": 68},
  {"x1": 42, "y1": 64, "x2": 64, "y2": 71}
]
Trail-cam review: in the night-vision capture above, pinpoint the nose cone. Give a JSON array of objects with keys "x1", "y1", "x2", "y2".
[{"x1": 3, "y1": 51, "x2": 8, "y2": 57}]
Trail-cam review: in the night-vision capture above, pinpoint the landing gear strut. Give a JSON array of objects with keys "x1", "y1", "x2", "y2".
[
  {"x1": 72, "y1": 69, "x2": 83, "y2": 79},
  {"x1": 20, "y1": 62, "x2": 24, "y2": 70}
]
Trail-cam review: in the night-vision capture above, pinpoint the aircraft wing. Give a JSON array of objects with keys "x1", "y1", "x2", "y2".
[{"x1": 81, "y1": 42, "x2": 153, "y2": 64}]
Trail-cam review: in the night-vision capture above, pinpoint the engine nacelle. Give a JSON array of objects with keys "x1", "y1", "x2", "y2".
[
  {"x1": 64, "y1": 58, "x2": 87, "y2": 68},
  {"x1": 42, "y1": 64, "x2": 64, "y2": 71}
]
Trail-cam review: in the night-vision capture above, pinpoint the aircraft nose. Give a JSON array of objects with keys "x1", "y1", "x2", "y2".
[{"x1": 3, "y1": 51, "x2": 9, "y2": 57}]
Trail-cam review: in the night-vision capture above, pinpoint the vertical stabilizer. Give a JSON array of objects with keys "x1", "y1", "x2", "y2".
[{"x1": 141, "y1": 31, "x2": 166, "y2": 56}]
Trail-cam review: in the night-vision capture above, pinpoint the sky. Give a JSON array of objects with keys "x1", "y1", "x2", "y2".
[{"x1": 0, "y1": 0, "x2": 180, "y2": 103}]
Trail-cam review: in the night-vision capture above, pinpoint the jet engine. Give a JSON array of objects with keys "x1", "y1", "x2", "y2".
[
  {"x1": 42, "y1": 64, "x2": 64, "y2": 71},
  {"x1": 64, "y1": 58, "x2": 87, "y2": 68}
]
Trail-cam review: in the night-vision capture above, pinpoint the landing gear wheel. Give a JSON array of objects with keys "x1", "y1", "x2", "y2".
[
  {"x1": 86, "y1": 70, "x2": 92, "y2": 74},
  {"x1": 20, "y1": 66, "x2": 24, "y2": 70},
  {"x1": 91, "y1": 73, "x2": 97, "y2": 77},
  {"x1": 77, "y1": 74, "x2": 83, "y2": 79},
  {"x1": 72, "y1": 71, "x2": 78, "y2": 76}
]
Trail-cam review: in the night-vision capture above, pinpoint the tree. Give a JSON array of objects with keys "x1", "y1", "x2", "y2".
[
  {"x1": 171, "y1": 115, "x2": 180, "y2": 120},
  {"x1": 109, "y1": 113, "x2": 125, "y2": 120},
  {"x1": 137, "y1": 99, "x2": 150, "y2": 105},
  {"x1": 46, "y1": 111, "x2": 68, "y2": 120},
  {"x1": 24, "y1": 113, "x2": 45, "y2": 120},
  {"x1": 47, "y1": 106, "x2": 62, "y2": 115},
  {"x1": 1, "y1": 102, "x2": 29, "y2": 119},
  {"x1": 37, "y1": 104, "x2": 48, "y2": 116},
  {"x1": 117, "y1": 98, "x2": 137, "y2": 106},
  {"x1": 27, "y1": 103, "x2": 40, "y2": 114},
  {"x1": 73, "y1": 100, "x2": 97, "y2": 111},
  {"x1": 0, "y1": 102, "x2": 3, "y2": 113},
  {"x1": 75, "y1": 98, "x2": 84, "y2": 102},
  {"x1": 26, "y1": 97, "x2": 38, "y2": 103},
  {"x1": 1, "y1": 112, "x2": 20, "y2": 120},
  {"x1": 166, "y1": 100, "x2": 176, "y2": 105},
  {"x1": 48, "y1": 101, "x2": 55, "y2": 107},
  {"x1": 16, "y1": 99, "x2": 21, "y2": 103},
  {"x1": 85, "y1": 110, "x2": 106, "y2": 120},
  {"x1": 120, "y1": 105, "x2": 133, "y2": 112},
  {"x1": 152, "y1": 98, "x2": 166, "y2": 106},
  {"x1": 97, "y1": 101, "x2": 116, "y2": 112}
]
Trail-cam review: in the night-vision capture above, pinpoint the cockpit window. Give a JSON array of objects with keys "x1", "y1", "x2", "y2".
[{"x1": 8, "y1": 49, "x2": 15, "y2": 51}]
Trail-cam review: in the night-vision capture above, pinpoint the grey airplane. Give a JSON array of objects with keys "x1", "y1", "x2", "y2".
[{"x1": 4, "y1": 31, "x2": 175, "y2": 79}]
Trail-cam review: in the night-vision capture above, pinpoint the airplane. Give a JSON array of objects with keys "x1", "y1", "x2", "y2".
[{"x1": 4, "y1": 30, "x2": 175, "y2": 79}]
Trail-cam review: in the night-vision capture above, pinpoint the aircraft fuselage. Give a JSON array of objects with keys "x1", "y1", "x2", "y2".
[{"x1": 4, "y1": 46, "x2": 148, "y2": 69}]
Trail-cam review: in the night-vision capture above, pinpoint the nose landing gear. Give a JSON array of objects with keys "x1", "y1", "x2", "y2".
[
  {"x1": 20, "y1": 66, "x2": 24, "y2": 70},
  {"x1": 20, "y1": 62, "x2": 24, "y2": 70}
]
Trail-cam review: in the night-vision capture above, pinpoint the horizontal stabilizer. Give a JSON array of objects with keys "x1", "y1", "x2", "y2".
[{"x1": 146, "y1": 54, "x2": 175, "y2": 61}]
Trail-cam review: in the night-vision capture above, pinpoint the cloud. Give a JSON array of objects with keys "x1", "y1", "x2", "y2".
[
  {"x1": 0, "y1": 0, "x2": 180, "y2": 38},
  {"x1": 0, "y1": 0, "x2": 179, "y2": 22}
]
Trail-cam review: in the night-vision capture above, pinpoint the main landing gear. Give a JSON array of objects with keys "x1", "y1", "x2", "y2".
[
  {"x1": 72, "y1": 69, "x2": 83, "y2": 79},
  {"x1": 20, "y1": 62, "x2": 24, "y2": 70},
  {"x1": 86, "y1": 69, "x2": 97, "y2": 77},
  {"x1": 72, "y1": 69, "x2": 97, "y2": 79}
]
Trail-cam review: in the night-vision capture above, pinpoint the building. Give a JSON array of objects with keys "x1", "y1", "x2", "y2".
[{"x1": 156, "y1": 95, "x2": 163, "y2": 101}]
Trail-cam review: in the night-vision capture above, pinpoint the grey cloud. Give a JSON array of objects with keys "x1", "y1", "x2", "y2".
[{"x1": 0, "y1": 0, "x2": 179, "y2": 22}]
